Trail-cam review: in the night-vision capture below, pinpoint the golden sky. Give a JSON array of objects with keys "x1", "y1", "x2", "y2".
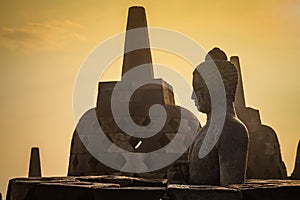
[{"x1": 1, "y1": 0, "x2": 300, "y2": 197}]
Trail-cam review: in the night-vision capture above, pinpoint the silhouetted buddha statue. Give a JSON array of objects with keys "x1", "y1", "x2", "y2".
[{"x1": 188, "y1": 48, "x2": 249, "y2": 186}]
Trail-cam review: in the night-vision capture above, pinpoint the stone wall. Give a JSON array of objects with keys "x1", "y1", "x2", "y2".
[{"x1": 7, "y1": 176, "x2": 300, "y2": 200}]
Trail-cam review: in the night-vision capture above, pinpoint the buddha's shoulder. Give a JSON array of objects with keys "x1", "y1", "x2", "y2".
[{"x1": 223, "y1": 115, "x2": 248, "y2": 137}]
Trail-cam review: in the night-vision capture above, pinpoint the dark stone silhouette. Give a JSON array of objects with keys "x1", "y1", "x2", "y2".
[
  {"x1": 122, "y1": 6, "x2": 154, "y2": 80},
  {"x1": 168, "y1": 179, "x2": 300, "y2": 200},
  {"x1": 68, "y1": 6, "x2": 200, "y2": 178},
  {"x1": 188, "y1": 48, "x2": 249, "y2": 186},
  {"x1": 6, "y1": 176, "x2": 166, "y2": 200},
  {"x1": 7, "y1": 176, "x2": 300, "y2": 200},
  {"x1": 291, "y1": 140, "x2": 300, "y2": 179},
  {"x1": 7, "y1": 5, "x2": 299, "y2": 200},
  {"x1": 231, "y1": 56, "x2": 287, "y2": 179},
  {"x1": 28, "y1": 147, "x2": 41, "y2": 177}
]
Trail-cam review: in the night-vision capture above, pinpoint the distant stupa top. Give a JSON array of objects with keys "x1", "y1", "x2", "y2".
[
  {"x1": 122, "y1": 6, "x2": 154, "y2": 80},
  {"x1": 205, "y1": 47, "x2": 228, "y2": 61}
]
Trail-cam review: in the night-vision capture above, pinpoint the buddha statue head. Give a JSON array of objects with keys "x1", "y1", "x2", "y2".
[{"x1": 192, "y1": 47, "x2": 238, "y2": 114}]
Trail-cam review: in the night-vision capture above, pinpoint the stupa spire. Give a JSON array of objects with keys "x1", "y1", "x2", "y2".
[
  {"x1": 122, "y1": 6, "x2": 154, "y2": 80},
  {"x1": 230, "y1": 56, "x2": 246, "y2": 107},
  {"x1": 28, "y1": 147, "x2": 42, "y2": 177}
]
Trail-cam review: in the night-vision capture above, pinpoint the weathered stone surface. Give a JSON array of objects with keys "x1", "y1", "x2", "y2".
[
  {"x1": 168, "y1": 179, "x2": 300, "y2": 200},
  {"x1": 231, "y1": 179, "x2": 300, "y2": 200},
  {"x1": 7, "y1": 177, "x2": 77, "y2": 200},
  {"x1": 7, "y1": 177, "x2": 300, "y2": 200},
  {"x1": 7, "y1": 176, "x2": 166, "y2": 200},
  {"x1": 231, "y1": 56, "x2": 287, "y2": 179},
  {"x1": 245, "y1": 123, "x2": 287, "y2": 179},
  {"x1": 167, "y1": 161, "x2": 189, "y2": 184},
  {"x1": 28, "y1": 147, "x2": 41, "y2": 177},
  {"x1": 291, "y1": 140, "x2": 300, "y2": 179},
  {"x1": 76, "y1": 175, "x2": 167, "y2": 187},
  {"x1": 94, "y1": 186, "x2": 165, "y2": 200},
  {"x1": 32, "y1": 182, "x2": 118, "y2": 200},
  {"x1": 69, "y1": 106, "x2": 199, "y2": 178},
  {"x1": 168, "y1": 184, "x2": 242, "y2": 200}
]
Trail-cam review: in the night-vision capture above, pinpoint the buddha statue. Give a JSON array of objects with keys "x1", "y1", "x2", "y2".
[{"x1": 188, "y1": 48, "x2": 249, "y2": 186}]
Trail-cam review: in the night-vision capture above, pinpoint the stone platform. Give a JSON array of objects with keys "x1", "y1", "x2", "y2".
[
  {"x1": 168, "y1": 179, "x2": 300, "y2": 200},
  {"x1": 6, "y1": 176, "x2": 300, "y2": 200},
  {"x1": 7, "y1": 176, "x2": 166, "y2": 200}
]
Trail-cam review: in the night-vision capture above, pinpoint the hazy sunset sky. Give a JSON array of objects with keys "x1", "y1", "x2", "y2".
[{"x1": 1, "y1": 0, "x2": 300, "y2": 197}]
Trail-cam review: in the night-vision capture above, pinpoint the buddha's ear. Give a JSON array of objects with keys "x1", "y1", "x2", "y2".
[
  {"x1": 202, "y1": 86, "x2": 211, "y2": 103},
  {"x1": 223, "y1": 78, "x2": 238, "y2": 102}
]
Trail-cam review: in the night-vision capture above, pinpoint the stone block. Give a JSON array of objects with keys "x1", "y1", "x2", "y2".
[
  {"x1": 7, "y1": 176, "x2": 166, "y2": 200},
  {"x1": 168, "y1": 184, "x2": 242, "y2": 200},
  {"x1": 7, "y1": 177, "x2": 76, "y2": 200},
  {"x1": 8, "y1": 178, "x2": 39, "y2": 200},
  {"x1": 33, "y1": 182, "x2": 94, "y2": 200},
  {"x1": 93, "y1": 186, "x2": 165, "y2": 200},
  {"x1": 232, "y1": 179, "x2": 300, "y2": 200},
  {"x1": 8, "y1": 177, "x2": 300, "y2": 200},
  {"x1": 77, "y1": 175, "x2": 167, "y2": 187},
  {"x1": 34, "y1": 182, "x2": 120, "y2": 200}
]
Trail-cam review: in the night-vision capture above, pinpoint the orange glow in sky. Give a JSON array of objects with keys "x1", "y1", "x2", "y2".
[{"x1": 0, "y1": 0, "x2": 300, "y2": 197}]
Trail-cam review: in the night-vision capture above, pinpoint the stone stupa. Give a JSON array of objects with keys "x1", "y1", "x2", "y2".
[
  {"x1": 231, "y1": 56, "x2": 287, "y2": 179},
  {"x1": 68, "y1": 6, "x2": 200, "y2": 178}
]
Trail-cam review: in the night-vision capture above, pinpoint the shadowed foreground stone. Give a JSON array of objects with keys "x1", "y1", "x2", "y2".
[
  {"x1": 168, "y1": 184, "x2": 242, "y2": 200},
  {"x1": 231, "y1": 179, "x2": 300, "y2": 200},
  {"x1": 291, "y1": 140, "x2": 300, "y2": 179},
  {"x1": 168, "y1": 179, "x2": 300, "y2": 200},
  {"x1": 7, "y1": 176, "x2": 300, "y2": 200},
  {"x1": 6, "y1": 176, "x2": 166, "y2": 200}
]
